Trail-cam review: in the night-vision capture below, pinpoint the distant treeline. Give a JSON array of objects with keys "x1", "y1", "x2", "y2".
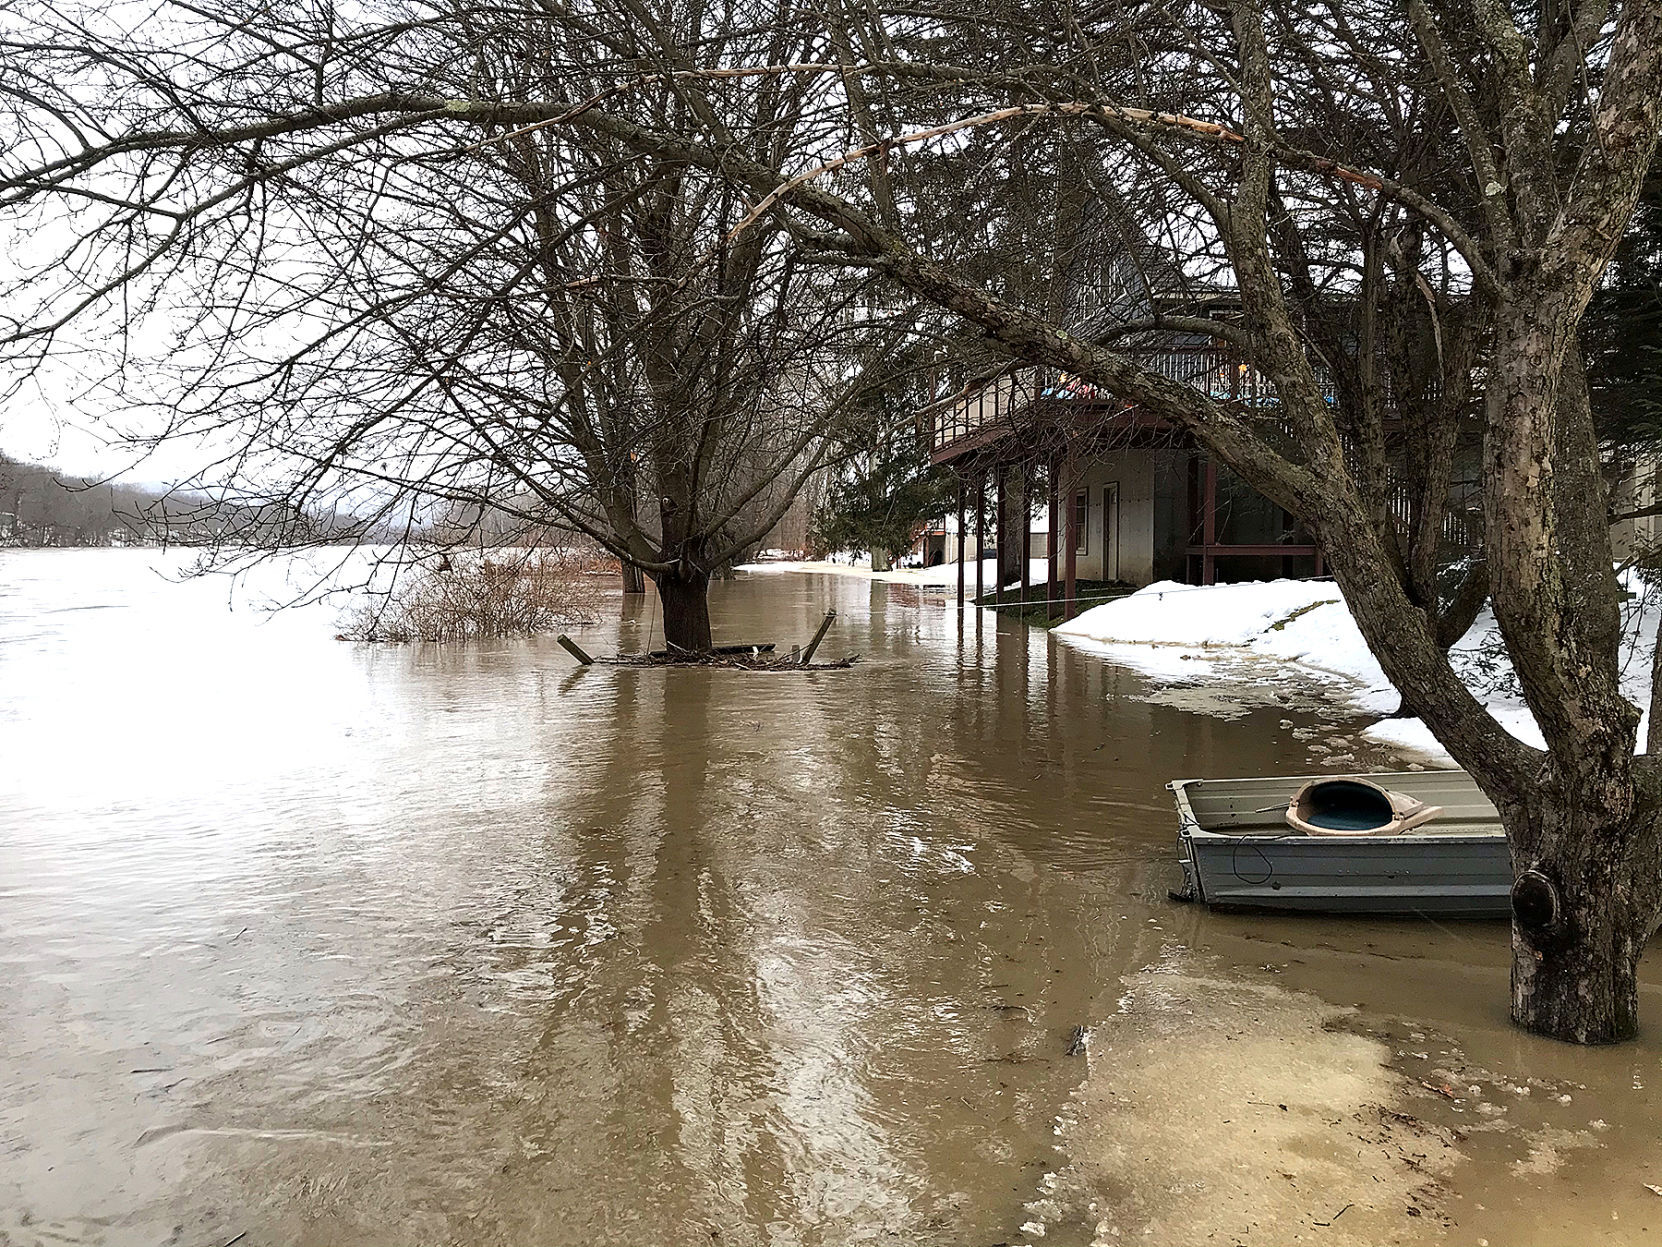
[
  {"x1": 0, "y1": 454, "x2": 610, "y2": 551},
  {"x1": 0, "y1": 454, "x2": 333, "y2": 548}
]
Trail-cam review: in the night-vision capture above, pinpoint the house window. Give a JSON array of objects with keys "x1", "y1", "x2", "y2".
[{"x1": 1073, "y1": 491, "x2": 1088, "y2": 555}]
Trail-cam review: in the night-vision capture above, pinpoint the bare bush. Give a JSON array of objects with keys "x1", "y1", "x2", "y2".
[{"x1": 339, "y1": 551, "x2": 606, "y2": 643}]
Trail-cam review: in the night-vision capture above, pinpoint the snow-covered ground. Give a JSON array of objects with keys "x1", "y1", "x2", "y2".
[
  {"x1": 1053, "y1": 576, "x2": 1662, "y2": 767},
  {"x1": 738, "y1": 556, "x2": 1054, "y2": 590}
]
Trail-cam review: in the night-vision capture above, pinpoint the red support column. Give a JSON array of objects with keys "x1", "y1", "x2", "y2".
[
  {"x1": 1201, "y1": 459, "x2": 1218, "y2": 586},
  {"x1": 956, "y1": 473, "x2": 967, "y2": 604},
  {"x1": 1047, "y1": 456, "x2": 1060, "y2": 620},
  {"x1": 1064, "y1": 457, "x2": 1079, "y2": 620},
  {"x1": 974, "y1": 468, "x2": 986, "y2": 603},
  {"x1": 995, "y1": 465, "x2": 1008, "y2": 603},
  {"x1": 1020, "y1": 465, "x2": 1032, "y2": 606}
]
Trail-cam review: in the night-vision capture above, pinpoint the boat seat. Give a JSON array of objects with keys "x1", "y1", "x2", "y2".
[{"x1": 1285, "y1": 777, "x2": 1444, "y2": 837}]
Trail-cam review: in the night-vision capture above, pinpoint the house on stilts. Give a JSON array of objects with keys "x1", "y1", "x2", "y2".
[
  {"x1": 909, "y1": 202, "x2": 1339, "y2": 618},
  {"x1": 916, "y1": 320, "x2": 1326, "y2": 619},
  {"x1": 910, "y1": 191, "x2": 1662, "y2": 622}
]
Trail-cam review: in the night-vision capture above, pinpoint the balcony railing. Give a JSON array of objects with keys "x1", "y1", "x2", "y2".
[{"x1": 924, "y1": 344, "x2": 1332, "y2": 460}]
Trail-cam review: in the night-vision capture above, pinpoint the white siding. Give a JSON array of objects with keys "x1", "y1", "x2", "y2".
[{"x1": 1069, "y1": 451, "x2": 1157, "y2": 585}]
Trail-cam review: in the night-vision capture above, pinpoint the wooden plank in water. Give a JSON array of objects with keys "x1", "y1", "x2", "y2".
[
  {"x1": 801, "y1": 611, "x2": 837, "y2": 664},
  {"x1": 646, "y1": 643, "x2": 776, "y2": 659},
  {"x1": 556, "y1": 634, "x2": 595, "y2": 665}
]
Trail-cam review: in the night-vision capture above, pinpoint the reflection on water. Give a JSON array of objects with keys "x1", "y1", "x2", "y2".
[{"x1": 1, "y1": 551, "x2": 1657, "y2": 1246}]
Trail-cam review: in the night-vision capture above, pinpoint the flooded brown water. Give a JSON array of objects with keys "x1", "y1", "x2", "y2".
[{"x1": 2, "y1": 551, "x2": 1660, "y2": 1246}]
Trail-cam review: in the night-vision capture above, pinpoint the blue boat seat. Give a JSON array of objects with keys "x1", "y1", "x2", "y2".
[{"x1": 1286, "y1": 777, "x2": 1444, "y2": 837}]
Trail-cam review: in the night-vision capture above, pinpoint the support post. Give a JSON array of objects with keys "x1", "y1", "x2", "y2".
[
  {"x1": 801, "y1": 609, "x2": 837, "y2": 664},
  {"x1": 1020, "y1": 464, "x2": 1032, "y2": 606},
  {"x1": 556, "y1": 634, "x2": 595, "y2": 665},
  {"x1": 1063, "y1": 457, "x2": 1079, "y2": 621},
  {"x1": 1047, "y1": 456, "x2": 1060, "y2": 620},
  {"x1": 995, "y1": 465, "x2": 1007, "y2": 605},
  {"x1": 1202, "y1": 458, "x2": 1218, "y2": 586},
  {"x1": 974, "y1": 468, "x2": 986, "y2": 604},
  {"x1": 956, "y1": 473, "x2": 967, "y2": 605}
]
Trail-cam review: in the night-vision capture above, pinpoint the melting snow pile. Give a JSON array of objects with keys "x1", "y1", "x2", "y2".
[{"x1": 1054, "y1": 577, "x2": 1661, "y2": 767}]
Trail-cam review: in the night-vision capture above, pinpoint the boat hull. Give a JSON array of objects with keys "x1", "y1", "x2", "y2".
[
  {"x1": 1171, "y1": 771, "x2": 1513, "y2": 917},
  {"x1": 1179, "y1": 831, "x2": 1513, "y2": 916}
]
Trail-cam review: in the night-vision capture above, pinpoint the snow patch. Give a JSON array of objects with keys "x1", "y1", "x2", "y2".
[{"x1": 1053, "y1": 576, "x2": 1662, "y2": 768}]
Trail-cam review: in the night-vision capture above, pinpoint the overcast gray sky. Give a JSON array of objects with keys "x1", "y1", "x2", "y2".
[{"x1": 2, "y1": 387, "x2": 208, "y2": 485}]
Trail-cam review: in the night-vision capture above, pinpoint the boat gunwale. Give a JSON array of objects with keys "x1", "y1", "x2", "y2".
[
  {"x1": 1182, "y1": 827, "x2": 1505, "y2": 844},
  {"x1": 1167, "y1": 772, "x2": 1506, "y2": 845}
]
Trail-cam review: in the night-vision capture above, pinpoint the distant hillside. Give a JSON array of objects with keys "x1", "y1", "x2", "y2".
[
  {"x1": 0, "y1": 454, "x2": 309, "y2": 548},
  {"x1": 1, "y1": 453, "x2": 609, "y2": 551}
]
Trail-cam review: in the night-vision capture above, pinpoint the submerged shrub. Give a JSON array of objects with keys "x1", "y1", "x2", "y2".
[{"x1": 340, "y1": 550, "x2": 606, "y2": 642}]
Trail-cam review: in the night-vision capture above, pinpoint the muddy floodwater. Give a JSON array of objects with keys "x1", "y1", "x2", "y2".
[{"x1": 3, "y1": 550, "x2": 1661, "y2": 1246}]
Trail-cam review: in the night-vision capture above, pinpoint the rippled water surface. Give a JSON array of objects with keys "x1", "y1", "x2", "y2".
[{"x1": 3, "y1": 550, "x2": 1660, "y2": 1246}]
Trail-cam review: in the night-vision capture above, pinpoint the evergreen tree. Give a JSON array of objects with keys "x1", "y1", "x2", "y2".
[
  {"x1": 811, "y1": 425, "x2": 954, "y2": 570},
  {"x1": 1586, "y1": 171, "x2": 1662, "y2": 451}
]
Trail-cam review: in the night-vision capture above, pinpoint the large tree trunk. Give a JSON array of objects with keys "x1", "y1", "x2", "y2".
[
  {"x1": 654, "y1": 569, "x2": 713, "y2": 654},
  {"x1": 621, "y1": 560, "x2": 645, "y2": 594},
  {"x1": 1501, "y1": 773, "x2": 1659, "y2": 1043}
]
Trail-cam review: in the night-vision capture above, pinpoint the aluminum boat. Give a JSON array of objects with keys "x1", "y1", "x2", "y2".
[{"x1": 1169, "y1": 769, "x2": 1512, "y2": 916}]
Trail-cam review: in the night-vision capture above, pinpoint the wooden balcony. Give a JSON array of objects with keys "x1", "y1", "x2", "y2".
[{"x1": 921, "y1": 344, "x2": 1324, "y2": 466}]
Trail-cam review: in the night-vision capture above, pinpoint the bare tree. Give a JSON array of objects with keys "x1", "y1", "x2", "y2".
[
  {"x1": 0, "y1": 0, "x2": 920, "y2": 651},
  {"x1": 771, "y1": 0, "x2": 1660, "y2": 1042},
  {"x1": 5, "y1": 0, "x2": 1662, "y2": 1038}
]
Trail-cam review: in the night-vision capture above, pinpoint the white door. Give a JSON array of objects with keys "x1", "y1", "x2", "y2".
[{"x1": 1102, "y1": 483, "x2": 1120, "y2": 582}]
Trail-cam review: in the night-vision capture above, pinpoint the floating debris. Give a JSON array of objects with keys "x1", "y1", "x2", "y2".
[
  {"x1": 597, "y1": 650, "x2": 859, "y2": 670},
  {"x1": 558, "y1": 610, "x2": 857, "y2": 669}
]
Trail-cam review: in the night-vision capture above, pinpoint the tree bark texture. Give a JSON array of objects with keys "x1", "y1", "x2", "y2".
[
  {"x1": 653, "y1": 570, "x2": 713, "y2": 654},
  {"x1": 1500, "y1": 772, "x2": 1662, "y2": 1043}
]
